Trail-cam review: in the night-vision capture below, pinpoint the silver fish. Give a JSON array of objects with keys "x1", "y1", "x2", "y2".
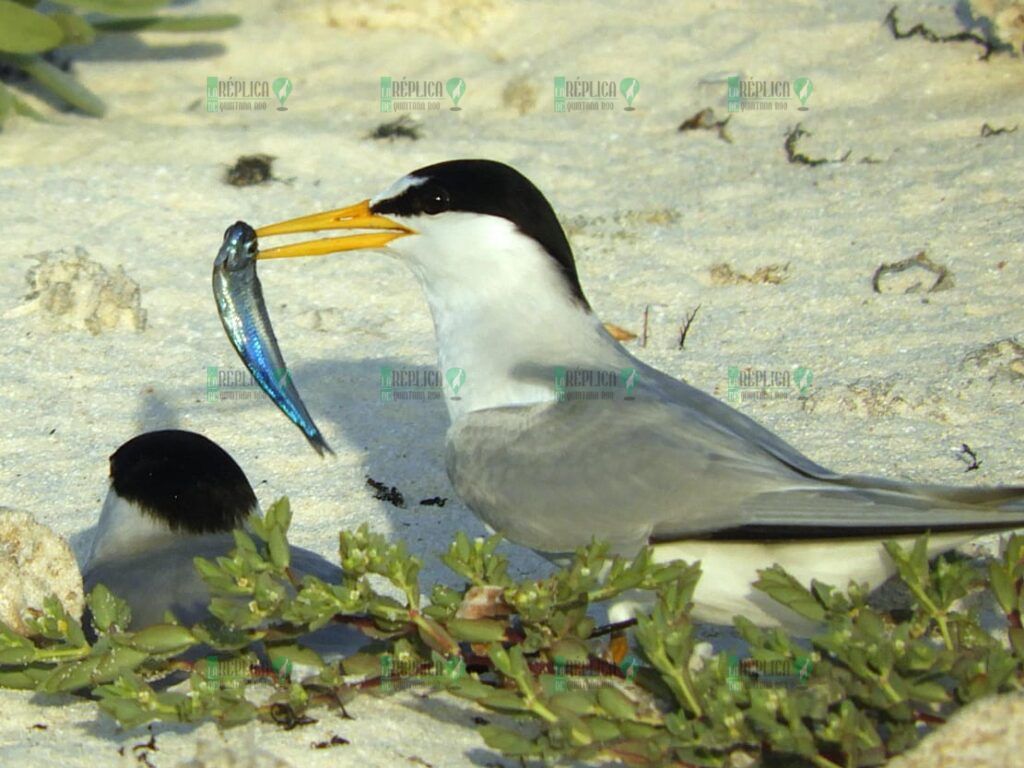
[{"x1": 213, "y1": 221, "x2": 333, "y2": 456}]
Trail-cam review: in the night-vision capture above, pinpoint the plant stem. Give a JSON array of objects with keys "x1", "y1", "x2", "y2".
[
  {"x1": 35, "y1": 645, "x2": 91, "y2": 662},
  {"x1": 906, "y1": 582, "x2": 954, "y2": 651}
]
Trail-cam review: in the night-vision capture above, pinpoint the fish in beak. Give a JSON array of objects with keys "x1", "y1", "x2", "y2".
[{"x1": 255, "y1": 200, "x2": 415, "y2": 260}]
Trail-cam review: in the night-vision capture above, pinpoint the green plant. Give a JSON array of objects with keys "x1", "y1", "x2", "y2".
[
  {"x1": 0, "y1": 0, "x2": 239, "y2": 123},
  {"x1": 1, "y1": 497, "x2": 1023, "y2": 766}
]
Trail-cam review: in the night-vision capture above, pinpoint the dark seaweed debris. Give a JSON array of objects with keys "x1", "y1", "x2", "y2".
[
  {"x1": 367, "y1": 115, "x2": 422, "y2": 141},
  {"x1": 678, "y1": 108, "x2": 732, "y2": 143},
  {"x1": 366, "y1": 476, "x2": 406, "y2": 508},
  {"x1": 981, "y1": 123, "x2": 1019, "y2": 137},
  {"x1": 312, "y1": 734, "x2": 350, "y2": 749},
  {"x1": 871, "y1": 251, "x2": 953, "y2": 294},
  {"x1": 784, "y1": 123, "x2": 850, "y2": 167},
  {"x1": 419, "y1": 496, "x2": 448, "y2": 507},
  {"x1": 884, "y1": 5, "x2": 999, "y2": 60},
  {"x1": 224, "y1": 154, "x2": 276, "y2": 186},
  {"x1": 958, "y1": 443, "x2": 982, "y2": 472}
]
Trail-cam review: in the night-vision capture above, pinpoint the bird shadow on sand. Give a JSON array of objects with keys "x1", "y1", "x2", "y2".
[
  {"x1": 66, "y1": 1, "x2": 226, "y2": 64},
  {"x1": 68, "y1": 36, "x2": 226, "y2": 64},
  {"x1": 67, "y1": 389, "x2": 183, "y2": 569},
  {"x1": 275, "y1": 355, "x2": 555, "y2": 590}
]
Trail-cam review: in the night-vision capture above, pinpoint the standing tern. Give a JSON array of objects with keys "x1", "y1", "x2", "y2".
[{"x1": 252, "y1": 159, "x2": 1024, "y2": 626}]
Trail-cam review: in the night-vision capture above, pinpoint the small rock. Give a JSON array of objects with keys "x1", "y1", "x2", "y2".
[
  {"x1": 0, "y1": 508, "x2": 84, "y2": 635},
  {"x1": 709, "y1": 262, "x2": 790, "y2": 286},
  {"x1": 887, "y1": 692, "x2": 1024, "y2": 768},
  {"x1": 9, "y1": 247, "x2": 146, "y2": 334},
  {"x1": 960, "y1": 338, "x2": 1024, "y2": 383},
  {"x1": 801, "y1": 374, "x2": 950, "y2": 422}
]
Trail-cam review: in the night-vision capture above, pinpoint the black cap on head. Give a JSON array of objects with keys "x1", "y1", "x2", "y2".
[
  {"x1": 109, "y1": 430, "x2": 256, "y2": 534},
  {"x1": 371, "y1": 159, "x2": 589, "y2": 308}
]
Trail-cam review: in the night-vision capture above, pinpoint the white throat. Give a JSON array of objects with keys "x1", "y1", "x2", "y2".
[
  {"x1": 85, "y1": 488, "x2": 239, "y2": 566},
  {"x1": 388, "y1": 213, "x2": 628, "y2": 420},
  {"x1": 86, "y1": 489, "x2": 181, "y2": 565}
]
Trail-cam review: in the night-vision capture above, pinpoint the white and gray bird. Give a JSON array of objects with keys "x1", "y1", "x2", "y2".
[
  {"x1": 82, "y1": 429, "x2": 345, "y2": 632},
  {"x1": 253, "y1": 159, "x2": 1024, "y2": 627}
]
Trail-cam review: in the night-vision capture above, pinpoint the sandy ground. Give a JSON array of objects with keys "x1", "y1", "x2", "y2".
[{"x1": 0, "y1": 0, "x2": 1022, "y2": 764}]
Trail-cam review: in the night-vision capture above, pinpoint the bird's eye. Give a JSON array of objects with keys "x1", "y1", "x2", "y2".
[{"x1": 420, "y1": 185, "x2": 450, "y2": 215}]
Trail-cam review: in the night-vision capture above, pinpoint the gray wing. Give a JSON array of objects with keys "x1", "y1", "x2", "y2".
[
  {"x1": 630, "y1": 359, "x2": 845, "y2": 479},
  {"x1": 446, "y1": 386, "x2": 1024, "y2": 554},
  {"x1": 446, "y1": 395, "x2": 816, "y2": 554}
]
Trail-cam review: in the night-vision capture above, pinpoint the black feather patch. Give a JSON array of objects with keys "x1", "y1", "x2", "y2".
[
  {"x1": 371, "y1": 159, "x2": 590, "y2": 308},
  {"x1": 652, "y1": 520, "x2": 1024, "y2": 544},
  {"x1": 109, "y1": 430, "x2": 256, "y2": 534}
]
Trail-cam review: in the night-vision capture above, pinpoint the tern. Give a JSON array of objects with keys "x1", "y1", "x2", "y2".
[
  {"x1": 253, "y1": 159, "x2": 1024, "y2": 627},
  {"x1": 82, "y1": 430, "x2": 346, "y2": 631}
]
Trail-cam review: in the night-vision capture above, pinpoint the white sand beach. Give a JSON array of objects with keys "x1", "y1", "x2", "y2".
[{"x1": 0, "y1": 0, "x2": 1022, "y2": 764}]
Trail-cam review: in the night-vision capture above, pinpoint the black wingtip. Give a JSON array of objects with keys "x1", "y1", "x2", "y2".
[{"x1": 654, "y1": 520, "x2": 1024, "y2": 544}]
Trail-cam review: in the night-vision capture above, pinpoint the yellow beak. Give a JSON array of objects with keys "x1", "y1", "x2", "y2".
[{"x1": 255, "y1": 200, "x2": 415, "y2": 260}]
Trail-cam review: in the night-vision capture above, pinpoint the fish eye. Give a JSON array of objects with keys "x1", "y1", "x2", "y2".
[{"x1": 420, "y1": 184, "x2": 450, "y2": 215}]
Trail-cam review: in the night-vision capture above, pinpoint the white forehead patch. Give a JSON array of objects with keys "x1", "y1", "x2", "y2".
[{"x1": 370, "y1": 173, "x2": 428, "y2": 206}]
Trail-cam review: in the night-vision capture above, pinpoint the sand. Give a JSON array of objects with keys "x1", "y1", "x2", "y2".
[{"x1": 0, "y1": 0, "x2": 1022, "y2": 764}]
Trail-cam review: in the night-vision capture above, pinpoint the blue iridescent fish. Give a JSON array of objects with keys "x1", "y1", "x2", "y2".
[{"x1": 213, "y1": 221, "x2": 333, "y2": 456}]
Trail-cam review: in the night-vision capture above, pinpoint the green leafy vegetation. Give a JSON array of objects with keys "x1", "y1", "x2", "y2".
[
  {"x1": 0, "y1": 0, "x2": 239, "y2": 123},
  {"x1": 2, "y1": 497, "x2": 1023, "y2": 766}
]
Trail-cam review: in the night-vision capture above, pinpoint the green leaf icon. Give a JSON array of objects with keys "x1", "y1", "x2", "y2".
[
  {"x1": 446, "y1": 77, "x2": 465, "y2": 110},
  {"x1": 446, "y1": 366, "x2": 466, "y2": 395},
  {"x1": 793, "y1": 77, "x2": 813, "y2": 109},
  {"x1": 620, "y1": 77, "x2": 640, "y2": 110},
  {"x1": 794, "y1": 366, "x2": 813, "y2": 395},
  {"x1": 620, "y1": 367, "x2": 637, "y2": 396},
  {"x1": 794, "y1": 654, "x2": 813, "y2": 682},
  {"x1": 272, "y1": 76, "x2": 292, "y2": 110}
]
